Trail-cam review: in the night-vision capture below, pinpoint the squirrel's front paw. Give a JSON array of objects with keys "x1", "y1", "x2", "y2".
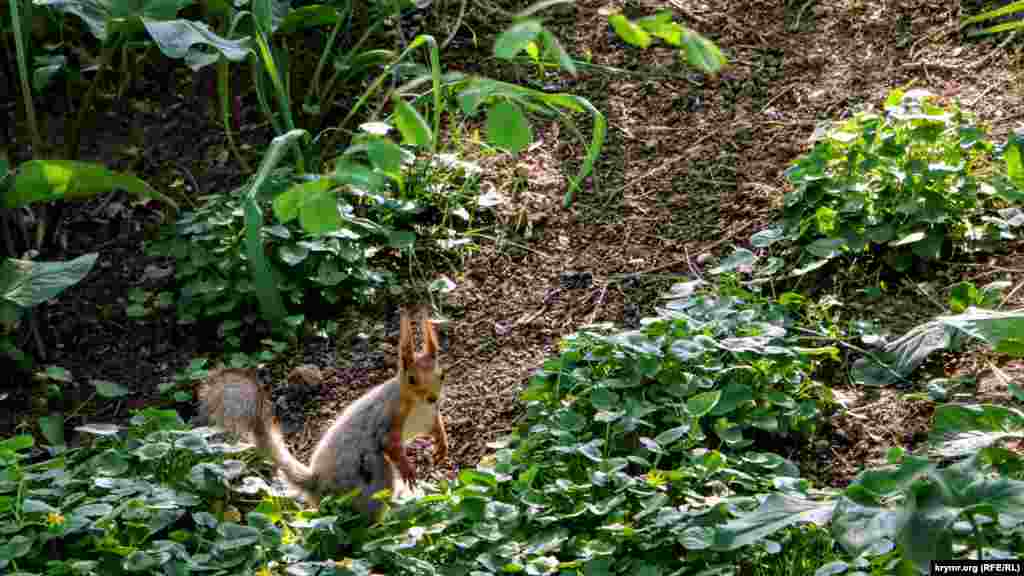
[
  {"x1": 433, "y1": 443, "x2": 448, "y2": 463},
  {"x1": 397, "y1": 455, "x2": 418, "y2": 488}
]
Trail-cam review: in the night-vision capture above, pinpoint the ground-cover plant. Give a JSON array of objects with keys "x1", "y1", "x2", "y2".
[
  {"x1": 751, "y1": 88, "x2": 1024, "y2": 276},
  {"x1": 5, "y1": 268, "x2": 1024, "y2": 574}
]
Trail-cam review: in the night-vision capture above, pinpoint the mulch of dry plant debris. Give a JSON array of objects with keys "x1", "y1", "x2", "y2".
[
  {"x1": 4, "y1": 0, "x2": 1024, "y2": 491},
  {"x1": 300, "y1": 0, "x2": 1024, "y2": 487}
]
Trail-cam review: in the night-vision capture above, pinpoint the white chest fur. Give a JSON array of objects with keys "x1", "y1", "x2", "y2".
[{"x1": 402, "y1": 397, "x2": 438, "y2": 441}]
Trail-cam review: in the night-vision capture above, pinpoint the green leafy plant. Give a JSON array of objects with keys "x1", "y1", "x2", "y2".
[
  {"x1": 752, "y1": 88, "x2": 1021, "y2": 275},
  {"x1": 0, "y1": 157, "x2": 172, "y2": 368},
  {"x1": 606, "y1": 10, "x2": 727, "y2": 75},
  {"x1": 947, "y1": 280, "x2": 1010, "y2": 313},
  {"x1": 850, "y1": 306, "x2": 1024, "y2": 387},
  {"x1": 145, "y1": 173, "x2": 396, "y2": 344}
]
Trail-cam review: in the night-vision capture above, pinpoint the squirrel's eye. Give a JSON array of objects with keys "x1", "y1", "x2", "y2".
[{"x1": 408, "y1": 375, "x2": 416, "y2": 386}]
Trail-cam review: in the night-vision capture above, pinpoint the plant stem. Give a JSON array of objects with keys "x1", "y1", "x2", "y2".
[
  {"x1": 68, "y1": 36, "x2": 121, "y2": 160},
  {"x1": 9, "y1": 0, "x2": 45, "y2": 156},
  {"x1": 219, "y1": 57, "x2": 251, "y2": 172}
]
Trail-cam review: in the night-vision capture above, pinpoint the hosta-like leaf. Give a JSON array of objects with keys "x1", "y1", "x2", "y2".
[
  {"x1": 805, "y1": 237, "x2": 846, "y2": 259},
  {"x1": 7, "y1": 160, "x2": 169, "y2": 209},
  {"x1": 682, "y1": 29, "x2": 726, "y2": 74},
  {"x1": 0, "y1": 253, "x2": 98, "y2": 309},
  {"x1": 143, "y1": 18, "x2": 251, "y2": 70},
  {"x1": 38, "y1": 414, "x2": 65, "y2": 446},
  {"x1": 709, "y1": 248, "x2": 755, "y2": 275},
  {"x1": 750, "y1": 226, "x2": 785, "y2": 248},
  {"x1": 92, "y1": 379, "x2": 130, "y2": 398},
  {"x1": 494, "y1": 19, "x2": 543, "y2": 59},
  {"x1": 276, "y1": 4, "x2": 340, "y2": 34},
  {"x1": 712, "y1": 493, "x2": 835, "y2": 550},
  {"x1": 830, "y1": 497, "x2": 901, "y2": 559},
  {"x1": 608, "y1": 14, "x2": 651, "y2": 48},
  {"x1": 487, "y1": 100, "x2": 533, "y2": 154},
  {"x1": 687, "y1": 391, "x2": 720, "y2": 418},
  {"x1": 35, "y1": 0, "x2": 189, "y2": 40},
  {"x1": 393, "y1": 96, "x2": 433, "y2": 148}
]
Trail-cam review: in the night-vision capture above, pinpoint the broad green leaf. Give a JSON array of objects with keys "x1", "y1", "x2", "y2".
[
  {"x1": 7, "y1": 160, "x2": 171, "y2": 209},
  {"x1": 334, "y1": 159, "x2": 388, "y2": 191},
  {"x1": 123, "y1": 551, "x2": 158, "y2": 572},
  {"x1": 23, "y1": 498, "x2": 59, "y2": 513},
  {"x1": 36, "y1": 0, "x2": 190, "y2": 40},
  {"x1": 608, "y1": 14, "x2": 652, "y2": 48},
  {"x1": 1006, "y1": 135, "x2": 1024, "y2": 185},
  {"x1": 711, "y1": 383, "x2": 753, "y2": 416},
  {"x1": 0, "y1": 253, "x2": 98, "y2": 308},
  {"x1": 637, "y1": 12, "x2": 684, "y2": 45},
  {"x1": 272, "y1": 178, "x2": 331, "y2": 224},
  {"x1": 388, "y1": 231, "x2": 416, "y2": 250},
  {"x1": 487, "y1": 100, "x2": 532, "y2": 154},
  {"x1": 276, "y1": 4, "x2": 339, "y2": 34},
  {"x1": 712, "y1": 493, "x2": 835, "y2": 550},
  {"x1": 830, "y1": 497, "x2": 900, "y2": 560},
  {"x1": 0, "y1": 434, "x2": 34, "y2": 451},
  {"x1": 298, "y1": 182, "x2": 344, "y2": 235},
  {"x1": 948, "y1": 282, "x2": 977, "y2": 313},
  {"x1": 709, "y1": 248, "x2": 755, "y2": 274},
  {"x1": 682, "y1": 29, "x2": 726, "y2": 74},
  {"x1": 750, "y1": 226, "x2": 784, "y2": 248},
  {"x1": 142, "y1": 17, "x2": 252, "y2": 70},
  {"x1": 5, "y1": 534, "x2": 33, "y2": 558},
  {"x1": 654, "y1": 424, "x2": 690, "y2": 447},
  {"x1": 805, "y1": 237, "x2": 845, "y2": 259},
  {"x1": 494, "y1": 19, "x2": 543, "y2": 59},
  {"x1": 45, "y1": 365, "x2": 73, "y2": 381},
  {"x1": 791, "y1": 258, "x2": 830, "y2": 276},
  {"x1": 278, "y1": 244, "x2": 309, "y2": 266},
  {"x1": 540, "y1": 30, "x2": 576, "y2": 75},
  {"x1": 38, "y1": 413, "x2": 65, "y2": 446},
  {"x1": 135, "y1": 441, "x2": 172, "y2": 460},
  {"x1": 366, "y1": 138, "x2": 404, "y2": 174},
  {"x1": 392, "y1": 96, "x2": 433, "y2": 148},
  {"x1": 687, "y1": 391, "x2": 720, "y2": 418},
  {"x1": 910, "y1": 228, "x2": 944, "y2": 260},
  {"x1": 75, "y1": 423, "x2": 121, "y2": 436},
  {"x1": 92, "y1": 379, "x2": 130, "y2": 398},
  {"x1": 889, "y1": 231, "x2": 926, "y2": 247}
]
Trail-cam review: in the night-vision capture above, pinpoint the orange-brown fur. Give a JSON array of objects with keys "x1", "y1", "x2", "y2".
[{"x1": 197, "y1": 308, "x2": 448, "y2": 517}]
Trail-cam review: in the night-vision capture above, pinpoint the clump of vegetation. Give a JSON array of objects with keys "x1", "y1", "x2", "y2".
[
  {"x1": 3, "y1": 270, "x2": 1022, "y2": 575},
  {"x1": 754, "y1": 88, "x2": 1024, "y2": 275}
]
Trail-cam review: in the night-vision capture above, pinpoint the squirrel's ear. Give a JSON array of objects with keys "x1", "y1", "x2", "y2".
[
  {"x1": 399, "y1": 309, "x2": 415, "y2": 370},
  {"x1": 422, "y1": 319, "x2": 439, "y2": 357}
]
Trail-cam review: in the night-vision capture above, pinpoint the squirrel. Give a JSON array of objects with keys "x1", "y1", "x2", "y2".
[{"x1": 197, "y1": 308, "x2": 449, "y2": 518}]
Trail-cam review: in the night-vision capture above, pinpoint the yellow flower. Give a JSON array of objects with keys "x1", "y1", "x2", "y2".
[
  {"x1": 47, "y1": 511, "x2": 66, "y2": 527},
  {"x1": 255, "y1": 566, "x2": 273, "y2": 576},
  {"x1": 335, "y1": 559, "x2": 354, "y2": 569},
  {"x1": 645, "y1": 470, "x2": 667, "y2": 488}
]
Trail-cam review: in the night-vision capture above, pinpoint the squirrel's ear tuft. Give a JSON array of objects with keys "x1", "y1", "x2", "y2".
[
  {"x1": 422, "y1": 319, "x2": 439, "y2": 357},
  {"x1": 399, "y1": 308, "x2": 416, "y2": 369}
]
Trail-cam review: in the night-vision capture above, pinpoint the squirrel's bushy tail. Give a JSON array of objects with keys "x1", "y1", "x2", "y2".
[{"x1": 198, "y1": 369, "x2": 318, "y2": 497}]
